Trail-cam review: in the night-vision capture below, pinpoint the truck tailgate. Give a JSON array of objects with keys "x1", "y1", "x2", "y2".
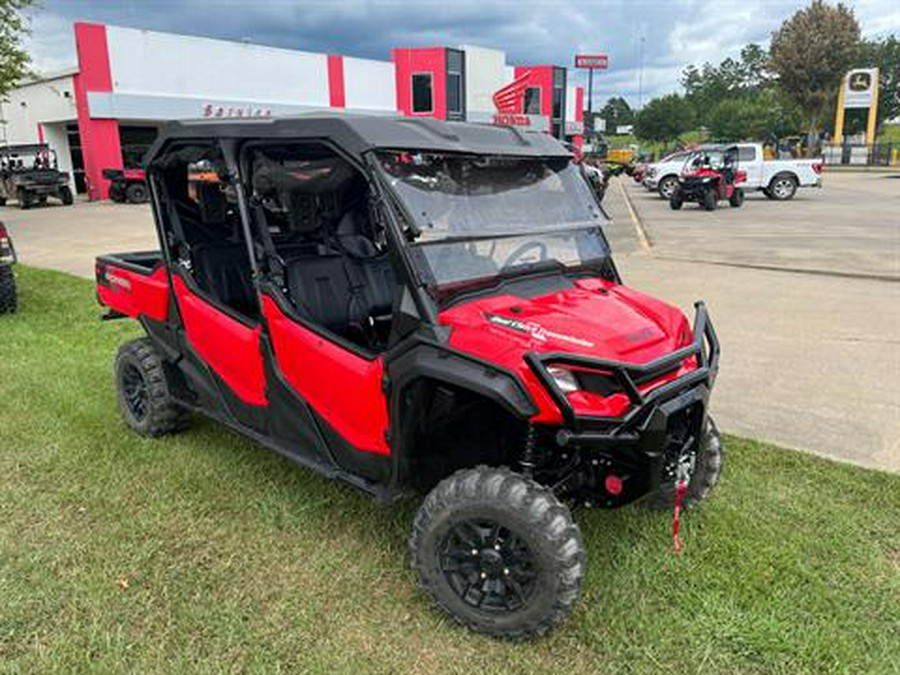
[{"x1": 96, "y1": 252, "x2": 169, "y2": 322}]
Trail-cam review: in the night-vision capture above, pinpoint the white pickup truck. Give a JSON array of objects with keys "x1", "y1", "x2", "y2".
[{"x1": 644, "y1": 143, "x2": 823, "y2": 201}]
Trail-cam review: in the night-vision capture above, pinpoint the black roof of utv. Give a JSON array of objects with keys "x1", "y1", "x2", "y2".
[{"x1": 146, "y1": 113, "x2": 571, "y2": 163}]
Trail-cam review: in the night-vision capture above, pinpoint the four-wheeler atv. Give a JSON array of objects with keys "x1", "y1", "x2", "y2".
[
  {"x1": 0, "y1": 221, "x2": 17, "y2": 313},
  {"x1": 103, "y1": 168, "x2": 150, "y2": 204},
  {"x1": 670, "y1": 146, "x2": 746, "y2": 211},
  {"x1": 95, "y1": 115, "x2": 722, "y2": 639},
  {"x1": 0, "y1": 144, "x2": 74, "y2": 209}
]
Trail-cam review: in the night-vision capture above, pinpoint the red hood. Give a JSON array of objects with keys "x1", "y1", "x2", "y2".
[{"x1": 439, "y1": 277, "x2": 692, "y2": 422}]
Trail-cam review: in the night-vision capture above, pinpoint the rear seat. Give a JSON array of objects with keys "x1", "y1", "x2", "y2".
[{"x1": 191, "y1": 241, "x2": 259, "y2": 317}]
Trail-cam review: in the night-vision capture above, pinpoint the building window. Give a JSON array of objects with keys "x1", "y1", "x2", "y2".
[
  {"x1": 552, "y1": 88, "x2": 564, "y2": 120},
  {"x1": 446, "y1": 49, "x2": 465, "y2": 120},
  {"x1": 412, "y1": 73, "x2": 433, "y2": 114},
  {"x1": 524, "y1": 87, "x2": 541, "y2": 115}
]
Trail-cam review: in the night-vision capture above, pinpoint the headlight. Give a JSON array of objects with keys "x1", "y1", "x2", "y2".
[
  {"x1": 548, "y1": 366, "x2": 579, "y2": 394},
  {"x1": 702, "y1": 177, "x2": 712, "y2": 182},
  {"x1": 648, "y1": 168, "x2": 657, "y2": 178}
]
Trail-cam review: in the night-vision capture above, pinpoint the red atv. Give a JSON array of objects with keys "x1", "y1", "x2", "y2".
[
  {"x1": 103, "y1": 168, "x2": 150, "y2": 204},
  {"x1": 670, "y1": 146, "x2": 746, "y2": 211},
  {"x1": 96, "y1": 116, "x2": 722, "y2": 638}
]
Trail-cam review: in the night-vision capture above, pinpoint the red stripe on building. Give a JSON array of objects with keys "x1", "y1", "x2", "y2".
[
  {"x1": 72, "y1": 22, "x2": 123, "y2": 201},
  {"x1": 328, "y1": 54, "x2": 346, "y2": 108}
]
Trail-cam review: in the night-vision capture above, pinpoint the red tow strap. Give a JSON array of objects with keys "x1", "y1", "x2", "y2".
[{"x1": 672, "y1": 479, "x2": 688, "y2": 555}]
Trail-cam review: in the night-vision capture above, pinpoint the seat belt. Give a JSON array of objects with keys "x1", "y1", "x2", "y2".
[
  {"x1": 156, "y1": 176, "x2": 191, "y2": 269},
  {"x1": 250, "y1": 196, "x2": 287, "y2": 293}
]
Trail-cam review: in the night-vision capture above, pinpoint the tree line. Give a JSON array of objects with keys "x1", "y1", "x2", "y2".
[{"x1": 617, "y1": 1, "x2": 898, "y2": 145}]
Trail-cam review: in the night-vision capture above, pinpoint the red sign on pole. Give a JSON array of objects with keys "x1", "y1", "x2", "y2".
[{"x1": 575, "y1": 54, "x2": 609, "y2": 69}]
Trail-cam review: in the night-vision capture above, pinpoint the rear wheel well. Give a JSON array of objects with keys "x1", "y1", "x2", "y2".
[{"x1": 396, "y1": 378, "x2": 527, "y2": 493}]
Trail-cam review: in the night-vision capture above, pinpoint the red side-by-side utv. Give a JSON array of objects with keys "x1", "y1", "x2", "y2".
[
  {"x1": 95, "y1": 115, "x2": 722, "y2": 638},
  {"x1": 670, "y1": 146, "x2": 746, "y2": 211}
]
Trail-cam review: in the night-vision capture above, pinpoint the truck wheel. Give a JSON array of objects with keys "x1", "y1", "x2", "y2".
[
  {"x1": 669, "y1": 189, "x2": 683, "y2": 210},
  {"x1": 657, "y1": 175, "x2": 678, "y2": 200},
  {"x1": 703, "y1": 189, "x2": 717, "y2": 211},
  {"x1": 768, "y1": 174, "x2": 797, "y2": 200},
  {"x1": 115, "y1": 338, "x2": 189, "y2": 437},
  {"x1": 729, "y1": 188, "x2": 744, "y2": 207},
  {"x1": 18, "y1": 189, "x2": 32, "y2": 210},
  {"x1": 0, "y1": 264, "x2": 16, "y2": 314},
  {"x1": 59, "y1": 186, "x2": 74, "y2": 206},
  {"x1": 649, "y1": 416, "x2": 723, "y2": 509},
  {"x1": 125, "y1": 182, "x2": 149, "y2": 204},
  {"x1": 411, "y1": 465, "x2": 585, "y2": 639}
]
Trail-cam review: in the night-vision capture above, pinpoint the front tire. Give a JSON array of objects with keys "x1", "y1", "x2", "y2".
[
  {"x1": 703, "y1": 188, "x2": 717, "y2": 211},
  {"x1": 0, "y1": 264, "x2": 16, "y2": 314},
  {"x1": 669, "y1": 189, "x2": 683, "y2": 210},
  {"x1": 411, "y1": 466, "x2": 585, "y2": 639},
  {"x1": 658, "y1": 175, "x2": 678, "y2": 200},
  {"x1": 18, "y1": 189, "x2": 32, "y2": 210},
  {"x1": 59, "y1": 186, "x2": 74, "y2": 205},
  {"x1": 115, "y1": 338, "x2": 189, "y2": 437},
  {"x1": 650, "y1": 416, "x2": 723, "y2": 509}
]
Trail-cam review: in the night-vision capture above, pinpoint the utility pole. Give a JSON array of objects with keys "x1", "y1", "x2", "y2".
[{"x1": 637, "y1": 35, "x2": 645, "y2": 110}]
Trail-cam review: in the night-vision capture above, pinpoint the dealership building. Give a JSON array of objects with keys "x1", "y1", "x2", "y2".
[{"x1": 0, "y1": 22, "x2": 584, "y2": 200}]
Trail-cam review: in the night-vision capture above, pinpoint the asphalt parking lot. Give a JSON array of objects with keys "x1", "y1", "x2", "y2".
[{"x1": 1, "y1": 171, "x2": 898, "y2": 472}]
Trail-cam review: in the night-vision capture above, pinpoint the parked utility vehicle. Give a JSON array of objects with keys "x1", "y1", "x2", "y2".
[
  {"x1": 645, "y1": 142, "x2": 822, "y2": 200},
  {"x1": 103, "y1": 168, "x2": 150, "y2": 204},
  {"x1": 0, "y1": 144, "x2": 74, "y2": 209},
  {"x1": 670, "y1": 147, "x2": 746, "y2": 211},
  {"x1": 0, "y1": 221, "x2": 17, "y2": 313},
  {"x1": 96, "y1": 116, "x2": 722, "y2": 638}
]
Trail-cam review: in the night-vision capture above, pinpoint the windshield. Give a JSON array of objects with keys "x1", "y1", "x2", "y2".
[{"x1": 377, "y1": 151, "x2": 611, "y2": 289}]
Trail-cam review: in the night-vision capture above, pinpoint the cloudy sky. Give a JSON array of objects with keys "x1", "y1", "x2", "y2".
[{"x1": 23, "y1": 0, "x2": 899, "y2": 108}]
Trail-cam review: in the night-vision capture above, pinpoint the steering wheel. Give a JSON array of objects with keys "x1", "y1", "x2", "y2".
[{"x1": 501, "y1": 241, "x2": 549, "y2": 270}]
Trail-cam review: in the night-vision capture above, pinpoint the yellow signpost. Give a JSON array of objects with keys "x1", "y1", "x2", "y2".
[{"x1": 833, "y1": 68, "x2": 880, "y2": 145}]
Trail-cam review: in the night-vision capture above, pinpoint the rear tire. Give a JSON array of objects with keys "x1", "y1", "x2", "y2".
[
  {"x1": 0, "y1": 196, "x2": 6, "y2": 206},
  {"x1": 59, "y1": 186, "x2": 74, "y2": 205},
  {"x1": 411, "y1": 466, "x2": 585, "y2": 639},
  {"x1": 703, "y1": 188, "x2": 717, "y2": 211},
  {"x1": 768, "y1": 174, "x2": 797, "y2": 200},
  {"x1": 115, "y1": 338, "x2": 189, "y2": 437},
  {"x1": 18, "y1": 189, "x2": 32, "y2": 210},
  {"x1": 729, "y1": 188, "x2": 744, "y2": 207},
  {"x1": 125, "y1": 182, "x2": 149, "y2": 204},
  {"x1": 0, "y1": 264, "x2": 16, "y2": 314}
]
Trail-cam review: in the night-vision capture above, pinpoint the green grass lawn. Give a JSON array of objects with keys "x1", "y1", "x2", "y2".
[{"x1": 1, "y1": 266, "x2": 898, "y2": 674}]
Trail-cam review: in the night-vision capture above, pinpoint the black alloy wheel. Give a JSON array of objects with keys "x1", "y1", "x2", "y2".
[{"x1": 439, "y1": 518, "x2": 539, "y2": 614}]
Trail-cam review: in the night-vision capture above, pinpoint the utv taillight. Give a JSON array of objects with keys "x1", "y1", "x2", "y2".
[
  {"x1": 812, "y1": 161, "x2": 824, "y2": 175},
  {"x1": 0, "y1": 223, "x2": 7, "y2": 243}
]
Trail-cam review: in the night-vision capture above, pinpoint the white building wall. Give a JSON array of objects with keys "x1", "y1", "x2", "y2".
[
  {"x1": 0, "y1": 73, "x2": 77, "y2": 145},
  {"x1": 105, "y1": 26, "x2": 330, "y2": 113},
  {"x1": 461, "y1": 45, "x2": 508, "y2": 116},
  {"x1": 343, "y1": 57, "x2": 396, "y2": 111}
]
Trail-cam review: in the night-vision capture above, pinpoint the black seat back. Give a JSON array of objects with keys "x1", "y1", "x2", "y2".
[{"x1": 191, "y1": 241, "x2": 258, "y2": 317}]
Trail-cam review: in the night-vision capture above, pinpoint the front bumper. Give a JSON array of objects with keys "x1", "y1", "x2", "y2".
[{"x1": 524, "y1": 301, "x2": 719, "y2": 450}]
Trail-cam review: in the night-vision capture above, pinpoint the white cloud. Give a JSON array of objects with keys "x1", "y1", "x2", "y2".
[{"x1": 19, "y1": 0, "x2": 900, "y2": 106}]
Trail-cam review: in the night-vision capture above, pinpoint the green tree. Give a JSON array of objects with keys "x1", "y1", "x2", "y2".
[
  {"x1": 0, "y1": 0, "x2": 35, "y2": 98},
  {"x1": 681, "y1": 43, "x2": 773, "y2": 127},
  {"x1": 769, "y1": 1, "x2": 861, "y2": 133},
  {"x1": 708, "y1": 91, "x2": 802, "y2": 141},
  {"x1": 633, "y1": 94, "x2": 695, "y2": 143},
  {"x1": 860, "y1": 36, "x2": 900, "y2": 132},
  {"x1": 599, "y1": 96, "x2": 633, "y2": 132}
]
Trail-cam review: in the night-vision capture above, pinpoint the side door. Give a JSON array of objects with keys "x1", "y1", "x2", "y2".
[
  {"x1": 152, "y1": 151, "x2": 269, "y2": 417},
  {"x1": 737, "y1": 145, "x2": 763, "y2": 187}
]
